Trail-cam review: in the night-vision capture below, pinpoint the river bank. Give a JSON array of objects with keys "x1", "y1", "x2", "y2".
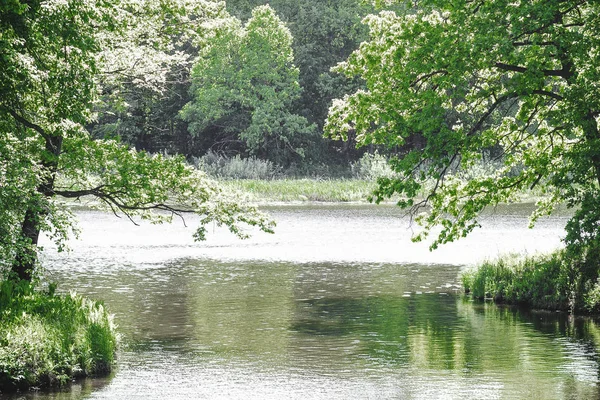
[
  {"x1": 462, "y1": 249, "x2": 600, "y2": 314},
  {"x1": 217, "y1": 177, "x2": 550, "y2": 205},
  {"x1": 219, "y1": 178, "x2": 379, "y2": 203},
  {"x1": 0, "y1": 281, "x2": 117, "y2": 393}
]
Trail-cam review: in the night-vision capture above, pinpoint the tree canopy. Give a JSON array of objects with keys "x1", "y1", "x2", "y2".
[
  {"x1": 325, "y1": 0, "x2": 600, "y2": 259},
  {"x1": 181, "y1": 5, "x2": 317, "y2": 165},
  {"x1": 0, "y1": 0, "x2": 274, "y2": 282}
]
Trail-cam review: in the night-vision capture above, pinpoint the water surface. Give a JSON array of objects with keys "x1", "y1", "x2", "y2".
[{"x1": 10, "y1": 204, "x2": 600, "y2": 399}]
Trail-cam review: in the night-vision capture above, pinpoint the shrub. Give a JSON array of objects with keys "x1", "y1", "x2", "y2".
[
  {"x1": 0, "y1": 280, "x2": 117, "y2": 391},
  {"x1": 584, "y1": 279, "x2": 600, "y2": 314},
  {"x1": 193, "y1": 151, "x2": 281, "y2": 180},
  {"x1": 462, "y1": 251, "x2": 574, "y2": 311},
  {"x1": 351, "y1": 152, "x2": 395, "y2": 180}
]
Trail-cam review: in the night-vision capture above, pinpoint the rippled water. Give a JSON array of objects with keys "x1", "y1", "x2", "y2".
[{"x1": 7, "y1": 204, "x2": 600, "y2": 399}]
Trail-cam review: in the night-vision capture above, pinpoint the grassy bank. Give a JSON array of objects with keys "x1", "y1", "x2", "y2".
[
  {"x1": 462, "y1": 251, "x2": 600, "y2": 313},
  {"x1": 0, "y1": 281, "x2": 117, "y2": 392},
  {"x1": 220, "y1": 179, "x2": 381, "y2": 203}
]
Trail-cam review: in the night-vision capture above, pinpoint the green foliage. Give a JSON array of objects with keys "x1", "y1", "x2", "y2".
[
  {"x1": 90, "y1": 0, "x2": 398, "y2": 166},
  {"x1": 351, "y1": 152, "x2": 395, "y2": 180},
  {"x1": 0, "y1": 281, "x2": 117, "y2": 391},
  {"x1": 0, "y1": 0, "x2": 276, "y2": 280},
  {"x1": 325, "y1": 1, "x2": 600, "y2": 258},
  {"x1": 91, "y1": 0, "x2": 227, "y2": 155},
  {"x1": 224, "y1": 0, "x2": 377, "y2": 162},
  {"x1": 55, "y1": 140, "x2": 275, "y2": 241},
  {"x1": 263, "y1": 0, "x2": 376, "y2": 128},
  {"x1": 462, "y1": 252, "x2": 574, "y2": 311},
  {"x1": 584, "y1": 279, "x2": 600, "y2": 314},
  {"x1": 182, "y1": 5, "x2": 318, "y2": 165}
]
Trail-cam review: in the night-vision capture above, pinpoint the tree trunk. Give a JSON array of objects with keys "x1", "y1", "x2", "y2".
[
  {"x1": 582, "y1": 111, "x2": 600, "y2": 188},
  {"x1": 12, "y1": 208, "x2": 42, "y2": 282},
  {"x1": 10, "y1": 134, "x2": 61, "y2": 282}
]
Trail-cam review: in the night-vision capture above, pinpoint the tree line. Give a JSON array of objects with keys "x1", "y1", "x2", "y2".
[{"x1": 90, "y1": 0, "x2": 383, "y2": 168}]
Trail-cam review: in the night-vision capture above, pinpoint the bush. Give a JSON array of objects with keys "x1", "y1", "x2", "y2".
[
  {"x1": 351, "y1": 152, "x2": 395, "y2": 180},
  {"x1": 0, "y1": 280, "x2": 117, "y2": 391},
  {"x1": 193, "y1": 151, "x2": 281, "y2": 180},
  {"x1": 584, "y1": 280, "x2": 600, "y2": 313},
  {"x1": 462, "y1": 251, "x2": 573, "y2": 311}
]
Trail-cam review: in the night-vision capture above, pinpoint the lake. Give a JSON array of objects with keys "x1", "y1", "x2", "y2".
[{"x1": 9, "y1": 204, "x2": 600, "y2": 399}]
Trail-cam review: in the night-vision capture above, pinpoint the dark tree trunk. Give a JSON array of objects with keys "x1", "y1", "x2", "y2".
[
  {"x1": 10, "y1": 134, "x2": 61, "y2": 282},
  {"x1": 582, "y1": 110, "x2": 600, "y2": 188},
  {"x1": 12, "y1": 208, "x2": 41, "y2": 282}
]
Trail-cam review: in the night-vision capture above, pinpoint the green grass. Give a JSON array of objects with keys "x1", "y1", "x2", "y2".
[
  {"x1": 461, "y1": 251, "x2": 575, "y2": 311},
  {"x1": 220, "y1": 178, "x2": 381, "y2": 203},
  {"x1": 0, "y1": 280, "x2": 117, "y2": 392}
]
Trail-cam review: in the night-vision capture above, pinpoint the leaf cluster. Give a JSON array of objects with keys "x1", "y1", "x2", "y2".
[
  {"x1": 181, "y1": 5, "x2": 318, "y2": 165},
  {"x1": 326, "y1": 1, "x2": 600, "y2": 251}
]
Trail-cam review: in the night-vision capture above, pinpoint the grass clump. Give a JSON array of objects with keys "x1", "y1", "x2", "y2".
[
  {"x1": 462, "y1": 251, "x2": 573, "y2": 311},
  {"x1": 0, "y1": 280, "x2": 117, "y2": 392},
  {"x1": 221, "y1": 179, "x2": 379, "y2": 203}
]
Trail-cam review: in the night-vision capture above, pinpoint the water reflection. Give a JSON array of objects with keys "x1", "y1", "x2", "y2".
[
  {"x1": 32, "y1": 258, "x2": 600, "y2": 399},
  {"x1": 25, "y1": 205, "x2": 600, "y2": 399},
  {"x1": 2, "y1": 377, "x2": 112, "y2": 400}
]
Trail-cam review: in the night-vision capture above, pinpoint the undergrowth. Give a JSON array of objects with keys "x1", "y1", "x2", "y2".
[
  {"x1": 462, "y1": 250, "x2": 600, "y2": 313},
  {"x1": 193, "y1": 151, "x2": 395, "y2": 180},
  {"x1": 0, "y1": 280, "x2": 117, "y2": 392},
  {"x1": 220, "y1": 179, "x2": 380, "y2": 202}
]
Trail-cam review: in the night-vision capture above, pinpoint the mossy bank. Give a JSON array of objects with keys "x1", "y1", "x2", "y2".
[{"x1": 0, "y1": 280, "x2": 117, "y2": 393}]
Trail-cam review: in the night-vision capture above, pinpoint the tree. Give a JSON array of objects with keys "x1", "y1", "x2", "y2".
[
  {"x1": 325, "y1": 1, "x2": 600, "y2": 267},
  {"x1": 225, "y1": 0, "x2": 381, "y2": 164},
  {"x1": 0, "y1": 0, "x2": 274, "y2": 283},
  {"x1": 181, "y1": 5, "x2": 317, "y2": 166},
  {"x1": 90, "y1": 0, "x2": 223, "y2": 156},
  {"x1": 271, "y1": 0, "x2": 378, "y2": 164}
]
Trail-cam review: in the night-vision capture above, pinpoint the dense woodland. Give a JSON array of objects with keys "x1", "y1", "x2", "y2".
[{"x1": 90, "y1": 0, "x2": 393, "y2": 171}]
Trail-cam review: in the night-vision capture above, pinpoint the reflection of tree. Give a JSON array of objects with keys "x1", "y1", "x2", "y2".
[
  {"x1": 458, "y1": 300, "x2": 600, "y2": 398},
  {"x1": 53, "y1": 258, "x2": 600, "y2": 396},
  {"x1": 57, "y1": 265, "x2": 198, "y2": 345},
  {"x1": 185, "y1": 260, "x2": 296, "y2": 358},
  {"x1": 291, "y1": 294, "x2": 461, "y2": 368},
  {"x1": 291, "y1": 293, "x2": 600, "y2": 397}
]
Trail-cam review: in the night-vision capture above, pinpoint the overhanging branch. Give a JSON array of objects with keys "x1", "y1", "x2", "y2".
[
  {"x1": 2, "y1": 106, "x2": 51, "y2": 141},
  {"x1": 54, "y1": 186, "x2": 194, "y2": 226},
  {"x1": 495, "y1": 62, "x2": 573, "y2": 80}
]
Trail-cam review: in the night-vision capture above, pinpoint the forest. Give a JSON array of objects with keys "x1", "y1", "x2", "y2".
[{"x1": 90, "y1": 0, "x2": 392, "y2": 174}]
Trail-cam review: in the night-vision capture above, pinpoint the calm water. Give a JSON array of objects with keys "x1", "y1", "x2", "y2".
[{"x1": 8, "y1": 204, "x2": 600, "y2": 399}]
